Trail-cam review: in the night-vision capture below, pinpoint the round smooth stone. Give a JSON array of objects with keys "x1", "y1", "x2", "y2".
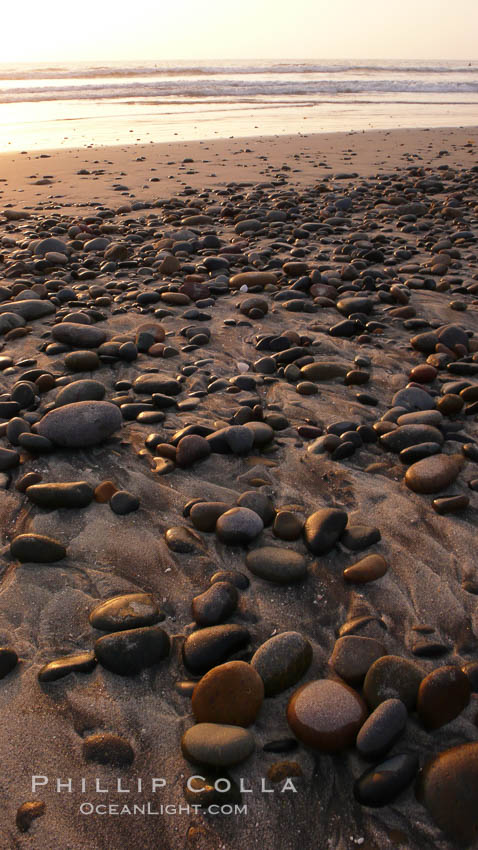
[
  {"x1": 303, "y1": 507, "x2": 348, "y2": 554},
  {"x1": 356, "y1": 699, "x2": 408, "y2": 760},
  {"x1": 192, "y1": 661, "x2": 264, "y2": 726},
  {"x1": 399, "y1": 442, "x2": 442, "y2": 464},
  {"x1": 38, "y1": 651, "x2": 97, "y2": 682},
  {"x1": 89, "y1": 593, "x2": 162, "y2": 632},
  {"x1": 343, "y1": 554, "x2": 388, "y2": 583},
  {"x1": 380, "y1": 424, "x2": 443, "y2": 453},
  {"x1": 363, "y1": 655, "x2": 423, "y2": 710},
  {"x1": 245, "y1": 546, "x2": 307, "y2": 583},
  {"x1": 432, "y1": 494, "x2": 469, "y2": 515},
  {"x1": 236, "y1": 491, "x2": 275, "y2": 525},
  {"x1": 176, "y1": 434, "x2": 211, "y2": 467},
  {"x1": 354, "y1": 753, "x2": 419, "y2": 807},
  {"x1": 65, "y1": 350, "x2": 100, "y2": 371},
  {"x1": 10, "y1": 533, "x2": 66, "y2": 563},
  {"x1": 164, "y1": 526, "x2": 204, "y2": 553},
  {"x1": 0, "y1": 647, "x2": 18, "y2": 678},
  {"x1": 244, "y1": 420, "x2": 274, "y2": 446},
  {"x1": 287, "y1": 679, "x2": 368, "y2": 752},
  {"x1": 94, "y1": 480, "x2": 117, "y2": 502},
  {"x1": 272, "y1": 510, "x2": 303, "y2": 540},
  {"x1": 215, "y1": 507, "x2": 263, "y2": 545},
  {"x1": 251, "y1": 631, "x2": 312, "y2": 696},
  {"x1": 416, "y1": 743, "x2": 478, "y2": 845},
  {"x1": 51, "y1": 322, "x2": 107, "y2": 348},
  {"x1": 392, "y1": 387, "x2": 436, "y2": 411},
  {"x1": 329, "y1": 636, "x2": 385, "y2": 685},
  {"x1": 109, "y1": 490, "x2": 140, "y2": 515},
  {"x1": 405, "y1": 454, "x2": 464, "y2": 494},
  {"x1": 25, "y1": 481, "x2": 94, "y2": 509},
  {"x1": 409, "y1": 364, "x2": 437, "y2": 383},
  {"x1": 209, "y1": 570, "x2": 249, "y2": 590},
  {"x1": 94, "y1": 625, "x2": 169, "y2": 675},
  {"x1": 417, "y1": 665, "x2": 471, "y2": 730},
  {"x1": 340, "y1": 525, "x2": 381, "y2": 551},
  {"x1": 192, "y1": 582, "x2": 238, "y2": 627},
  {"x1": 190, "y1": 501, "x2": 231, "y2": 531},
  {"x1": 182, "y1": 625, "x2": 250, "y2": 676},
  {"x1": 82, "y1": 734, "x2": 134, "y2": 766},
  {"x1": 437, "y1": 394, "x2": 464, "y2": 415},
  {"x1": 36, "y1": 401, "x2": 122, "y2": 448},
  {"x1": 181, "y1": 723, "x2": 255, "y2": 767},
  {"x1": 54, "y1": 379, "x2": 106, "y2": 407},
  {"x1": 206, "y1": 425, "x2": 254, "y2": 455}
]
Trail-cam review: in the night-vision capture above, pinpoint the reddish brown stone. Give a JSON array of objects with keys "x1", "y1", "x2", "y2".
[{"x1": 192, "y1": 661, "x2": 264, "y2": 727}]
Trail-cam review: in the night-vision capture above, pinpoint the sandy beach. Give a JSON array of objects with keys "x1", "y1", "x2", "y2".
[
  {"x1": 0, "y1": 123, "x2": 477, "y2": 850},
  {"x1": 1, "y1": 127, "x2": 477, "y2": 209}
]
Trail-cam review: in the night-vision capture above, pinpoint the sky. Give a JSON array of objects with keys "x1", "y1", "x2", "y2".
[{"x1": 1, "y1": 0, "x2": 477, "y2": 63}]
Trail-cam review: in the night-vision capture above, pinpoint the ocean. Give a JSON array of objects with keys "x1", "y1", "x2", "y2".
[{"x1": 0, "y1": 58, "x2": 477, "y2": 152}]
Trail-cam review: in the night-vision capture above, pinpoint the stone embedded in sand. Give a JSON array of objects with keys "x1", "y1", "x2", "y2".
[
  {"x1": 182, "y1": 624, "x2": 250, "y2": 675},
  {"x1": 181, "y1": 723, "x2": 255, "y2": 767},
  {"x1": 417, "y1": 743, "x2": 478, "y2": 845},
  {"x1": 0, "y1": 647, "x2": 18, "y2": 679},
  {"x1": 251, "y1": 631, "x2": 312, "y2": 696},
  {"x1": 36, "y1": 400, "x2": 122, "y2": 447},
  {"x1": 304, "y1": 507, "x2": 348, "y2": 555},
  {"x1": 82, "y1": 734, "x2": 134, "y2": 766},
  {"x1": 52, "y1": 321, "x2": 107, "y2": 348},
  {"x1": 417, "y1": 665, "x2": 471, "y2": 730},
  {"x1": 192, "y1": 582, "x2": 238, "y2": 627},
  {"x1": 0, "y1": 300, "x2": 55, "y2": 321},
  {"x1": 207, "y1": 425, "x2": 255, "y2": 455},
  {"x1": 244, "y1": 420, "x2": 274, "y2": 446},
  {"x1": 245, "y1": 546, "x2": 307, "y2": 583},
  {"x1": 432, "y1": 494, "x2": 469, "y2": 514},
  {"x1": 239, "y1": 296, "x2": 268, "y2": 318},
  {"x1": 363, "y1": 655, "x2": 423, "y2": 710},
  {"x1": 343, "y1": 554, "x2": 388, "y2": 583},
  {"x1": 356, "y1": 698, "x2": 408, "y2": 761},
  {"x1": 392, "y1": 386, "x2": 435, "y2": 411},
  {"x1": 133, "y1": 373, "x2": 182, "y2": 395},
  {"x1": 94, "y1": 625, "x2": 169, "y2": 675},
  {"x1": 165, "y1": 525, "x2": 204, "y2": 553},
  {"x1": 215, "y1": 507, "x2": 263, "y2": 545},
  {"x1": 109, "y1": 490, "x2": 140, "y2": 515},
  {"x1": 354, "y1": 753, "x2": 419, "y2": 807},
  {"x1": 64, "y1": 350, "x2": 100, "y2": 371},
  {"x1": 300, "y1": 361, "x2": 349, "y2": 381},
  {"x1": 287, "y1": 679, "x2": 367, "y2": 752},
  {"x1": 176, "y1": 434, "x2": 211, "y2": 467},
  {"x1": 329, "y1": 636, "x2": 385, "y2": 686},
  {"x1": 89, "y1": 593, "x2": 162, "y2": 632},
  {"x1": 54, "y1": 379, "x2": 106, "y2": 407},
  {"x1": 189, "y1": 501, "x2": 231, "y2": 532},
  {"x1": 16, "y1": 802, "x2": 45, "y2": 833},
  {"x1": 38, "y1": 651, "x2": 97, "y2": 682},
  {"x1": 10, "y1": 533, "x2": 66, "y2": 563},
  {"x1": 340, "y1": 524, "x2": 381, "y2": 551},
  {"x1": 380, "y1": 424, "x2": 444, "y2": 452},
  {"x1": 273, "y1": 510, "x2": 304, "y2": 541},
  {"x1": 0, "y1": 447, "x2": 20, "y2": 470},
  {"x1": 25, "y1": 481, "x2": 94, "y2": 509},
  {"x1": 405, "y1": 453, "x2": 464, "y2": 493},
  {"x1": 192, "y1": 661, "x2": 264, "y2": 726}
]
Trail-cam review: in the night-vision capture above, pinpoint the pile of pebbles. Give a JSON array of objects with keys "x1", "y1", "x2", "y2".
[{"x1": 0, "y1": 161, "x2": 478, "y2": 847}]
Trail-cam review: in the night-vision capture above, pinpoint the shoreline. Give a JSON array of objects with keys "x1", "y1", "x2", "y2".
[{"x1": 0, "y1": 125, "x2": 477, "y2": 212}]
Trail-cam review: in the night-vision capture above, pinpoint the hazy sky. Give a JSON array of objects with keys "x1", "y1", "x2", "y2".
[{"x1": 2, "y1": 0, "x2": 477, "y2": 63}]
